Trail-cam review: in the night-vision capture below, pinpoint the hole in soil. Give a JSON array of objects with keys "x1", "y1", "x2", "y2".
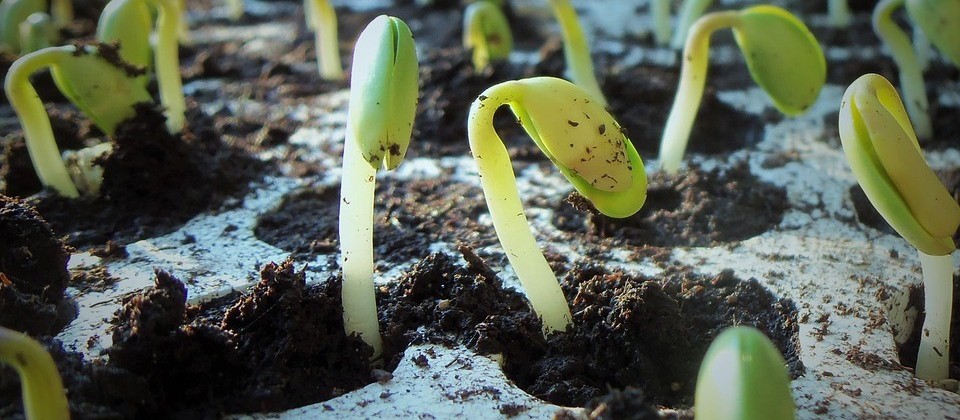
[
  {"x1": 553, "y1": 162, "x2": 789, "y2": 247},
  {"x1": 888, "y1": 274, "x2": 960, "y2": 381},
  {"x1": 255, "y1": 178, "x2": 495, "y2": 263},
  {"x1": 850, "y1": 168, "x2": 960, "y2": 237},
  {"x1": 473, "y1": 263, "x2": 804, "y2": 408}
]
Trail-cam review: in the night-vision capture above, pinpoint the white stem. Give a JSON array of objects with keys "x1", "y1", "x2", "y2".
[
  {"x1": 916, "y1": 250, "x2": 953, "y2": 381},
  {"x1": 339, "y1": 124, "x2": 384, "y2": 360},
  {"x1": 651, "y1": 0, "x2": 671, "y2": 46},
  {"x1": 913, "y1": 28, "x2": 931, "y2": 72},
  {"x1": 828, "y1": 0, "x2": 852, "y2": 27}
]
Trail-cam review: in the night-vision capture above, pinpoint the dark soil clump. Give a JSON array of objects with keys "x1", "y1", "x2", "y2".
[
  {"x1": 0, "y1": 195, "x2": 74, "y2": 335},
  {"x1": 23, "y1": 103, "x2": 268, "y2": 247},
  {"x1": 555, "y1": 162, "x2": 789, "y2": 247}
]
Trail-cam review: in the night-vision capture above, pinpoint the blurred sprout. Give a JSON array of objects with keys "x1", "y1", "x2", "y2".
[
  {"x1": 0, "y1": 326, "x2": 70, "y2": 420},
  {"x1": 548, "y1": 0, "x2": 607, "y2": 105},
  {"x1": 671, "y1": 0, "x2": 712, "y2": 49},
  {"x1": 18, "y1": 12, "x2": 56, "y2": 54},
  {"x1": 463, "y1": 1, "x2": 513, "y2": 73},
  {"x1": 304, "y1": 0, "x2": 344, "y2": 80}
]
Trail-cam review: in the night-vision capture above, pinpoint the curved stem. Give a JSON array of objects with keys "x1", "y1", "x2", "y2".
[
  {"x1": 0, "y1": 327, "x2": 69, "y2": 420},
  {"x1": 339, "y1": 123, "x2": 384, "y2": 360},
  {"x1": 659, "y1": 11, "x2": 739, "y2": 175},
  {"x1": 547, "y1": 0, "x2": 607, "y2": 106},
  {"x1": 913, "y1": 27, "x2": 931, "y2": 71},
  {"x1": 828, "y1": 0, "x2": 852, "y2": 27},
  {"x1": 467, "y1": 83, "x2": 573, "y2": 334},
  {"x1": 651, "y1": 0, "x2": 671, "y2": 45},
  {"x1": 671, "y1": 0, "x2": 713, "y2": 49},
  {"x1": 915, "y1": 250, "x2": 953, "y2": 381},
  {"x1": 3, "y1": 46, "x2": 80, "y2": 197},
  {"x1": 154, "y1": 0, "x2": 186, "y2": 133},
  {"x1": 872, "y1": 0, "x2": 932, "y2": 139},
  {"x1": 307, "y1": 0, "x2": 344, "y2": 81}
]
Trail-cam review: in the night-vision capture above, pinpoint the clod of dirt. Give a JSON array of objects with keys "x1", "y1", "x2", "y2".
[
  {"x1": 555, "y1": 162, "x2": 788, "y2": 247},
  {"x1": 0, "y1": 195, "x2": 73, "y2": 335}
]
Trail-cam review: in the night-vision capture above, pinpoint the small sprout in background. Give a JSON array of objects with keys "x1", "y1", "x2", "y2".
[
  {"x1": 149, "y1": 0, "x2": 187, "y2": 133},
  {"x1": 18, "y1": 12, "x2": 56, "y2": 54},
  {"x1": 4, "y1": 44, "x2": 151, "y2": 197},
  {"x1": 695, "y1": 326, "x2": 795, "y2": 420},
  {"x1": 340, "y1": 15, "x2": 418, "y2": 361},
  {"x1": 872, "y1": 0, "x2": 960, "y2": 140},
  {"x1": 659, "y1": 5, "x2": 825, "y2": 174},
  {"x1": 547, "y1": 0, "x2": 607, "y2": 106},
  {"x1": 304, "y1": 0, "x2": 344, "y2": 81},
  {"x1": 651, "y1": 0, "x2": 671, "y2": 45},
  {"x1": 49, "y1": 0, "x2": 70, "y2": 27},
  {"x1": 839, "y1": 73, "x2": 960, "y2": 381},
  {"x1": 97, "y1": 0, "x2": 153, "y2": 85},
  {"x1": 462, "y1": 0, "x2": 512, "y2": 74},
  {"x1": 0, "y1": 326, "x2": 70, "y2": 420},
  {"x1": 828, "y1": 0, "x2": 852, "y2": 27},
  {"x1": 467, "y1": 76, "x2": 647, "y2": 333},
  {"x1": 0, "y1": 0, "x2": 47, "y2": 54},
  {"x1": 226, "y1": 0, "x2": 243, "y2": 21},
  {"x1": 671, "y1": 0, "x2": 712, "y2": 49}
]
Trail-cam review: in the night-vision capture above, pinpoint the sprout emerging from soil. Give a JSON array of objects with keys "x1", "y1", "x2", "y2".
[
  {"x1": 97, "y1": 0, "x2": 153, "y2": 85},
  {"x1": 149, "y1": 0, "x2": 187, "y2": 133},
  {"x1": 547, "y1": 0, "x2": 607, "y2": 106},
  {"x1": 304, "y1": 0, "x2": 344, "y2": 80},
  {"x1": 695, "y1": 326, "x2": 795, "y2": 420},
  {"x1": 340, "y1": 15, "x2": 418, "y2": 360},
  {"x1": 828, "y1": 0, "x2": 852, "y2": 27},
  {"x1": 873, "y1": 0, "x2": 960, "y2": 140},
  {"x1": 462, "y1": 1, "x2": 512, "y2": 73},
  {"x1": 658, "y1": 5, "x2": 825, "y2": 175},
  {"x1": 3, "y1": 44, "x2": 151, "y2": 197},
  {"x1": 839, "y1": 73, "x2": 960, "y2": 381},
  {"x1": 18, "y1": 12, "x2": 56, "y2": 54},
  {"x1": 0, "y1": 0, "x2": 46, "y2": 54},
  {"x1": 467, "y1": 76, "x2": 647, "y2": 333},
  {"x1": 651, "y1": 0, "x2": 671, "y2": 45},
  {"x1": 0, "y1": 326, "x2": 70, "y2": 420},
  {"x1": 671, "y1": 0, "x2": 712, "y2": 49}
]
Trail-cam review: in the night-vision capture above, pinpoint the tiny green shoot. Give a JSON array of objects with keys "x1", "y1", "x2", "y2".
[
  {"x1": 695, "y1": 326, "x2": 795, "y2": 420},
  {"x1": 340, "y1": 15, "x2": 418, "y2": 360},
  {"x1": 659, "y1": 5, "x2": 825, "y2": 174},
  {"x1": 18, "y1": 12, "x2": 56, "y2": 54},
  {"x1": 839, "y1": 73, "x2": 959, "y2": 381},
  {"x1": 467, "y1": 76, "x2": 647, "y2": 333},
  {"x1": 651, "y1": 0, "x2": 671, "y2": 45},
  {"x1": 547, "y1": 0, "x2": 607, "y2": 106},
  {"x1": 462, "y1": 1, "x2": 512, "y2": 73},
  {"x1": 671, "y1": 0, "x2": 712, "y2": 49},
  {"x1": 0, "y1": 326, "x2": 70, "y2": 420},
  {"x1": 304, "y1": 0, "x2": 344, "y2": 80},
  {"x1": 4, "y1": 44, "x2": 151, "y2": 197},
  {"x1": 828, "y1": 0, "x2": 852, "y2": 27},
  {"x1": 0, "y1": 0, "x2": 46, "y2": 54}
]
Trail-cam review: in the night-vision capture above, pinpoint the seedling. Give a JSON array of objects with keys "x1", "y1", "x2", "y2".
[
  {"x1": 0, "y1": 326, "x2": 70, "y2": 420},
  {"x1": 695, "y1": 326, "x2": 795, "y2": 420},
  {"x1": 18, "y1": 12, "x2": 55, "y2": 54},
  {"x1": 547, "y1": 0, "x2": 607, "y2": 105},
  {"x1": 828, "y1": 0, "x2": 852, "y2": 27},
  {"x1": 651, "y1": 0, "x2": 670, "y2": 45},
  {"x1": 467, "y1": 76, "x2": 647, "y2": 333},
  {"x1": 304, "y1": 0, "x2": 344, "y2": 80},
  {"x1": 671, "y1": 0, "x2": 712, "y2": 49},
  {"x1": 4, "y1": 44, "x2": 152, "y2": 197},
  {"x1": 48, "y1": 0, "x2": 68, "y2": 26},
  {"x1": 873, "y1": 0, "x2": 960, "y2": 140},
  {"x1": 659, "y1": 5, "x2": 825, "y2": 174},
  {"x1": 339, "y1": 15, "x2": 418, "y2": 360},
  {"x1": 839, "y1": 73, "x2": 960, "y2": 381},
  {"x1": 0, "y1": 0, "x2": 46, "y2": 54},
  {"x1": 227, "y1": 0, "x2": 243, "y2": 20},
  {"x1": 462, "y1": 1, "x2": 512, "y2": 73}
]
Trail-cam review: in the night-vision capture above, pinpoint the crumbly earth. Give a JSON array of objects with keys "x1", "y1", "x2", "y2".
[{"x1": 0, "y1": 195, "x2": 73, "y2": 335}]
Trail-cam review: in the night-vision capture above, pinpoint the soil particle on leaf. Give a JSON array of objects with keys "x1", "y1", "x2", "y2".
[
  {"x1": 0, "y1": 195, "x2": 73, "y2": 335},
  {"x1": 555, "y1": 162, "x2": 788, "y2": 247}
]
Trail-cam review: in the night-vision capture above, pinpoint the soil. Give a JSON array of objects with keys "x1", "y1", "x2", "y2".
[{"x1": 0, "y1": 0, "x2": 957, "y2": 418}]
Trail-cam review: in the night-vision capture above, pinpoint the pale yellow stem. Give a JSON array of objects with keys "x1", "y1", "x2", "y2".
[
  {"x1": 307, "y1": 0, "x2": 344, "y2": 81},
  {"x1": 0, "y1": 327, "x2": 69, "y2": 420},
  {"x1": 873, "y1": 0, "x2": 932, "y2": 139},
  {"x1": 651, "y1": 0, "x2": 671, "y2": 46},
  {"x1": 828, "y1": 0, "x2": 852, "y2": 27},
  {"x1": 548, "y1": 0, "x2": 607, "y2": 106},
  {"x1": 153, "y1": 0, "x2": 186, "y2": 133}
]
